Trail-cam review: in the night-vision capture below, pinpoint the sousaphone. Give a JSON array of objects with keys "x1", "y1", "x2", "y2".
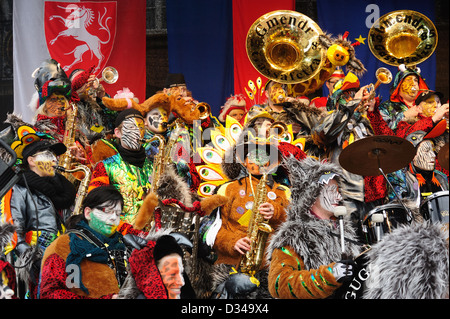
[
  {"x1": 368, "y1": 10, "x2": 438, "y2": 66},
  {"x1": 246, "y1": 10, "x2": 326, "y2": 84}
]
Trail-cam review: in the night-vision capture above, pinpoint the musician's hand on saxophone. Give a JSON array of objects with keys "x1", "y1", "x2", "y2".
[
  {"x1": 234, "y1": 237, "x2": 252, "y2": 255},
  {"x1": 258, "y1": 202, "x2": 275, "y2": 220},
  {"x1": 68, "y1": 143, "x2": 87, "y2": 162}
]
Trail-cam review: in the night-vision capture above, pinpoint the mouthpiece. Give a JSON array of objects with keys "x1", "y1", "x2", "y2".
[
  {"x1": 371, "y1": 213, "x2": 384, "y2": 223},
  {"x1": 55, "y1": 165, "x2": 66, "y2": 172},
  {"x1": 333, "y1": 206, "x2": 348, "y2": 218}
]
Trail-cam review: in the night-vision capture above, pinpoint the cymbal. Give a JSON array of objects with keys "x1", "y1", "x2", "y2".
[
  {"x1": 339, "y1": 135, "x2": 416, "y2": 176},
  {"x1": 438, "y1": 143, "x2": 449, "y2": 171}
]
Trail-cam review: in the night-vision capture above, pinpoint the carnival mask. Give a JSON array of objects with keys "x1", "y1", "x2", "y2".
[
  {"x1": 45, "y1": 94, "x2": 68, "y2": 117},
  {"x1": 269, "y1": 83, "x2": 287, "y2": 104},
  {"x1": 120, "y1": 117, "x2": 145, "y2": 151},
  {"x1": 413, "y1": 140, "x2": 436, "y2": 171},
  {"x1": 87, "y1": 202, "x2": 122, "y2": 237},
  {"x1": 146, "y1": 107, "x2": 169, "y2": 134},
  {"x1": 31, "y1": 150, "x2": 57, "y2": 177},
  {"x1": 419, "y1": 95, "x2": 441, "y2": 117},
  {"x1": 157, "y1": 254, "x2": 185, "y2": 299},
  {"x1": 400, "y1": 75, "x2": 419, "y2": 100},
  {"x1": 318, "y1": 180, "x2": 342, "y2": 214}
]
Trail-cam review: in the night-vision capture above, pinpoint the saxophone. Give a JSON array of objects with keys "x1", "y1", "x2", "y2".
[
  {"x1": 58, "y1": 102, "x2": 78, "y2": 184},
  {"x1": 238, "y1": 174, "x2": 273, "y2": 275},
  {"x1": 56, "y1": 164, "x2": 91, "y2": 215}
]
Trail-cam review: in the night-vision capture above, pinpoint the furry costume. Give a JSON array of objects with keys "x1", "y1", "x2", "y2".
[
  {"x1": 40, "y1": 231, "x2": 121, "y2": 299},
  {"x1": 0, "y1": 222, "x2": 17, "y2": 299},
  {"x1": 267, "y1": 157, "x2": 362, "y2": 299},
  {"x1": 363, "y1": 221, "x2": 449, "y2": 299}
]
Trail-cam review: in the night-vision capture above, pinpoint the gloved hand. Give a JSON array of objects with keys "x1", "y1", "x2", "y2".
[{"x1": 332, "y1": 260, "x2": 356, "y2": 283}]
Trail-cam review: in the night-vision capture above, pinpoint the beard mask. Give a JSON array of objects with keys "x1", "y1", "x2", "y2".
[
  {"x1": 120, "y1": 117, "x2": 145, "y2": 151},
  {"x1": 413, "y1": 140, "x2": 436, "y2": 171}
]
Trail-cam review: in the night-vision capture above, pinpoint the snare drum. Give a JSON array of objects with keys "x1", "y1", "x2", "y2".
[
  {"x1": 420, "y1": 191, "x2": 449, "y2": 223},
  {"x1": 362, "y1": 203, "x2": 409, "y2": 245}
]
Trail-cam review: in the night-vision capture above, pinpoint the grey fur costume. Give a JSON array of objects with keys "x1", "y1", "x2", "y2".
[
  {"x1": 267, "y1": 156, "x2": 362, "y2": 269},
  {"x1": 363, "y1": 221, "x2": 449, "y2": 299}
]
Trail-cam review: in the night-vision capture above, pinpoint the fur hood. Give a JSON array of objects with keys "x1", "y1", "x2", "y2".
[
  {"x1": 267, "y1": 156, "x2": 361, "y2": 268},
  {"x1": 363, "y1": 221, "x2": 449, "y2": 299}
]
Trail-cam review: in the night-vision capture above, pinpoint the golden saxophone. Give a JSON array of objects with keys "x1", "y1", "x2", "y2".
[
  {"x1": 238, "y1": 174, "x2": 273, "y2": 275},
  {"x1": 58, "y1": 102, "x2": 79, "y2": 184},
  {"x1": 56, "y1": 164, "x2": 91, "y2": 215}
]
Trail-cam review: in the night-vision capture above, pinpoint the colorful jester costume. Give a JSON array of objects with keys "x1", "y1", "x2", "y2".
[{"x1": 88, "y1": 140, "x2": 153, "y2": 225}]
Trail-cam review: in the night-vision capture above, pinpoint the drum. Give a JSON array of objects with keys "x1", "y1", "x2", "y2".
[
  {"x1": 362, "y1": 203, "x2": 409, "y2": 245},
  {"x1": 420, "y1": 191, "x2": 449, "y2": 223}
]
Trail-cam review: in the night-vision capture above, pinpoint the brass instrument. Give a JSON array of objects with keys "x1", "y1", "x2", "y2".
[
  {"x1": 145, "y1": 134, "x2": 166, "y2": 193},
  {"x1": 56, "y1": 164, "x2": 91, "y2": 215},
  {"x1": 238, "y1": 173, "x2": 273, "y2": 275},
  {"x1": 356, "y1": 67, "x2": 393, "y2": 112},
  {"x1": 89, "y1": 66, "x2": 119, "y2": 97},
  {"x1": 196, "y1": 102, "x2": 211, "y2": 120},
  {"x1": 58, "y1": 102, "x2": 78, "y2": 184},
  {"x1": 368, "y1": 10, "x2": 437, "y2": 67},
  {"x1": 246, "y1": 10, "x2": 326, "y2": 84}
]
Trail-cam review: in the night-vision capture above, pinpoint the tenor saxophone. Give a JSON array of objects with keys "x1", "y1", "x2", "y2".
[
  {"x1": 56, "y1": 164, "x2": 91, "y2": 215},
  {"x1": 238, "y1": 174, "x2": 273, "y2": 275},
  {"x1": 58, "y1": 102, "x2": 78, "y2": 184}
]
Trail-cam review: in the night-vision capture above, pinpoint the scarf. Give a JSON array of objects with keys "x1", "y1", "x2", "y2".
[
  {"x1": 66, "y1": 220, "x2": 126, "y2": 294},
  {"x1": 116, "y1": 143, "x2": 146, "y2": 168},
  {"x1": 18, "y1": 170, "x2": 76, "y2": 210}
]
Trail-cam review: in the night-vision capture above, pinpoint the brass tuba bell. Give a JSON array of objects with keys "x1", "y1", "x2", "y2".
[
  {"x1": 246, "y1": 10, "x2": 326, "y2": 84},
  {"x1": 368, "y1": 10, "x2": 438, "y2": 66}
]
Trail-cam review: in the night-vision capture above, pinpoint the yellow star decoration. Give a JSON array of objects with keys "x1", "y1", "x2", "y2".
[{"x1": 355, "y1": 35, "x2": 366, "y2": 45}]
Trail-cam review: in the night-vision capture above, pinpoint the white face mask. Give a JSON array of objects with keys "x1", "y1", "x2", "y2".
[
  {"x1": 87, "y1": 202, "x2": 122, "y2": 237},
  {"x1": 413, "y1": 140, "x2": 436, "y2": 171},
  {"x1": 318, "y1": 182, "x2": 342, "y2": 213}
]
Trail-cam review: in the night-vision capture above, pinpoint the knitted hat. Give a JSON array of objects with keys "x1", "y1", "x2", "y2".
[
  {"x1": 39, "y1": 77, "x2": 72, "y2": 105},
  {"x1": 70, "y1": 66, "x2": 95, "y2": 91},
  {"x1": 218, "y1": 94, "x2": 247, "y2": 122}
]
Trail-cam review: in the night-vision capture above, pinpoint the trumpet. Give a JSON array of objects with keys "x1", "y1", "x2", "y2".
[
  {"x1": 88, "y1": 66, "x2": 119, "y2": 97},
  {"x1": 357, "y1": 67, "x2": 392, "y2": 112}
]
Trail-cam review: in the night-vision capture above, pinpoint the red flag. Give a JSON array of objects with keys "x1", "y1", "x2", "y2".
[
  {"x1": 232, "y1": 0, "x2": 295, "y2": 109},
  {"x1": 44, "y1": 0, "x2": 145, "y2": 101}
]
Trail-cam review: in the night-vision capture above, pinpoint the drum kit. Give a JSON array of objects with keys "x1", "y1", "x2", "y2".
[{"x1": 339, "y1": 135, "x2": 449, "y2": 245}]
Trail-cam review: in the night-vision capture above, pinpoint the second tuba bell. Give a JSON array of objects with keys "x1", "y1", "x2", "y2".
[{"x1": 368, "y1": 10, "x2": 438, "y2": 67}]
